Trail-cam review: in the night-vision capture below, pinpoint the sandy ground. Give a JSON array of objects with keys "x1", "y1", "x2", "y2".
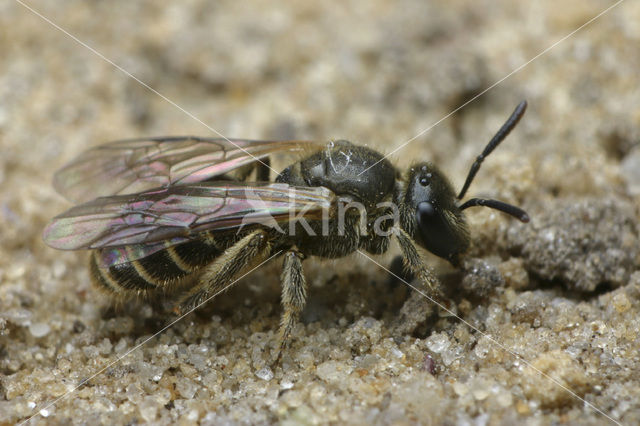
[{"x1": 1, "y1": 0, "x2": 639, "y2": 424}]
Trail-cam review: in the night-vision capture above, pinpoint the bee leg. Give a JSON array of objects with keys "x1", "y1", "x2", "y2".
[
  {"x1": 273, "y1": 249, "x2": 307, "y2": 363},
  {"x1": 394, "y1": 227, "x2": 439, "y2": 292},
  {"x1": 178, "y1": 230, "x2": 271, "y2": 311},
  {"x1": 394, "y1": 227, "x2": 456, "y2": 314},
  {"x1": 256, "y1": 157, "x2": 271, "y2": 181}
]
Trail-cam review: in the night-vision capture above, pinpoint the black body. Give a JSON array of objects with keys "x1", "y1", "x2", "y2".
[
  {"x1": 48, "y1": 101, "x2": 530, "y2": 361},
  {"x1": 90, "y1": 139, "x2": 474, "y2": 303}
]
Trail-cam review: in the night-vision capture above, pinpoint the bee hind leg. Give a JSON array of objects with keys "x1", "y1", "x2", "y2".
[
  {"x1": 272, "y1": 249, "x2": 307, "y2": 364},
  {"x1": 177, "y1": 229, "x2": 272, "y2": 312}
]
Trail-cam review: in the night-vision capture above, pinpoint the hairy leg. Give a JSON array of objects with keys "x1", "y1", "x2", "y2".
[
  {"x1": 178, "y1": 230, "x2": 271, "y2": 311},
  {"x1": 394, "y1": 227, "x2": 440, "y2": 293},
  {"x1": 394, "y1": 227, "x2": 456, "y2": 314},
  {"x1": 274, "y1": 249, "x2": 307, "y2": 362}
]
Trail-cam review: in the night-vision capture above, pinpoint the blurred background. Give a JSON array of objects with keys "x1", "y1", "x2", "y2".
[
  {"x1": 1, "y1": 0, "x2": 639, "y2": 424},
  {"x1": 2, "y1": 0, "x2": 638, "y2": 241}
]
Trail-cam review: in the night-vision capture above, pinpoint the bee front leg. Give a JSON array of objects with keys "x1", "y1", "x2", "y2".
[
  {"x1": 393, "y1": 227, "x2": 456, "y2": 315},
  {"x1": 178, "y1": 230, "x2": 271, "y2": 311},
  {"x1": 273, "y1": 249, "x2": 307, "y2": 364}
]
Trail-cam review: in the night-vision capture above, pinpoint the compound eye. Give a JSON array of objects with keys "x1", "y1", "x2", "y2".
[
  {"x1": 418, "y1": 173, "x2": 432, "y2": 187},
  {"x1": 417, "y1": 201, "x2": 436, "y2": 218}
]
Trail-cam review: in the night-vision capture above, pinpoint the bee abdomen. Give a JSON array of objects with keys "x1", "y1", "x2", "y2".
[
  {"x1": 167, "y1": 234, "x2": 224, "y2": 271},
  {"x1": 90, "y1": 235, "x2": 224, "y2": 297}
]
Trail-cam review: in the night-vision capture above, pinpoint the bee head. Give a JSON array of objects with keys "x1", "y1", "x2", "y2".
[
  {"x1": 398, "y1": 101, "x2": 530, "y2": 266},
  {"x1": 402, "y1": 163, "x2": 470, "y2": 264}
]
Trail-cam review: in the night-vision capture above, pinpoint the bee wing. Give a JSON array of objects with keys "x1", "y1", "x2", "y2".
[
  {"x1": 43, "y1": 182, "x2": 335, "y2": 253},
  {"x1": 53, "y1": 137, "x2": 320, "y2": 203},
  {"x1": 95, "y1": 240, "x2": 189, "y2": 268}
]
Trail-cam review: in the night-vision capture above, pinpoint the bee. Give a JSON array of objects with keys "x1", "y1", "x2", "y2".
[{"x1": 44, "y1": 101, "x2": 529, "y2": 359}]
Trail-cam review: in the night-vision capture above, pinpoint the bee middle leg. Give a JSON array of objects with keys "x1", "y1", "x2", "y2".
[
  {"x1": 178, "y1": 229, "x2": 272, "y2": 311},
  {"x1": 273, "y1": 249, "x2": 307, "y2": 362}
]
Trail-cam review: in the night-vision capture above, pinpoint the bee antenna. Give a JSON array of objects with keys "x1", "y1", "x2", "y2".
[
  {"x1": 457, "y1": 100, "x2": 527, "y2": 200},
  {"x1": 459, "y1": 198, "x2": 530, "y2": 222}
]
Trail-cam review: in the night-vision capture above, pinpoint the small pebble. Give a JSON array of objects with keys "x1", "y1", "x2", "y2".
[
  {"x1": 4, "y1": 308, "x2": 32, "y2": 325},
  {"x1": 255, "y1": 367, "x2": 274, "y2": 381},
  {"x1": 426, "y1": 333, "x2": 450, "y2": 353},
  {"x1": 612, "y1": 293, "x2": 631, "y2": 313},
  {"x1": 29, "y1": 322, "x2": 51, "y2": 338},
  {"x1": 280, "y1": 378, "x2": 294, "y2": 390}
]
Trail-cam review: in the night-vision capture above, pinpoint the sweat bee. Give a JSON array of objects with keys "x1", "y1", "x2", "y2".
[{"x1": 43, "y1": 101, "x2": 529, "y2": 359}]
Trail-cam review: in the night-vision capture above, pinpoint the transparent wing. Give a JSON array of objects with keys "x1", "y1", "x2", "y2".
[
  {"x1": 43, "y1": 182, "x2": 335, "y2": 252},
  {"x1": 53, "y1": 137, "x2": 320, "y2": 203},
  {"x1": 95, "y1": 240, "x2": 191, "y2": 267}
]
